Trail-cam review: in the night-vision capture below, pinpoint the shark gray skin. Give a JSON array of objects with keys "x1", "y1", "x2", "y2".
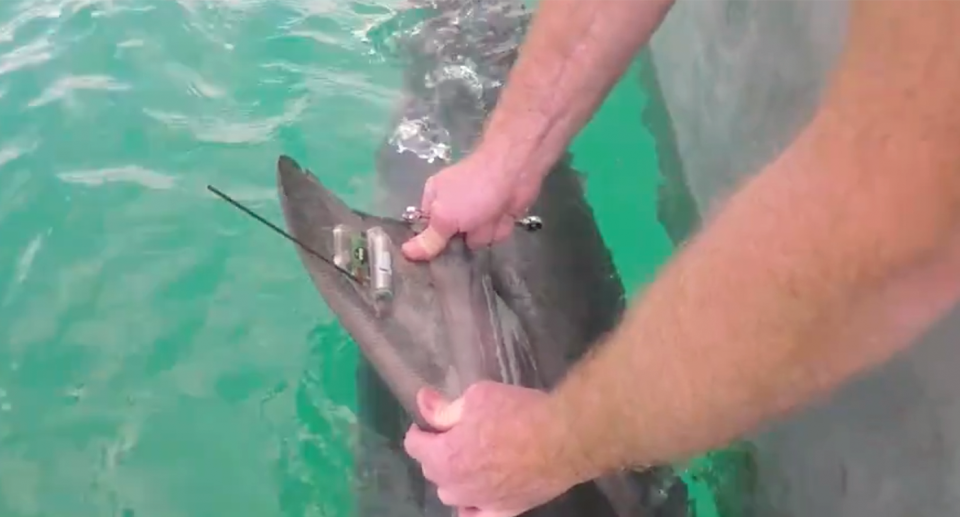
[{"x1": 276, "y1": 1, "x2": 689, "y2": 516}]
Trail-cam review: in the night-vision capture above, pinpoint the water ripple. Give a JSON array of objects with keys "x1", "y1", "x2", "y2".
[
  {"x1": 0, "y1": 139, "x2": 37, "y2": 170},
  {"x1": 0, "y1": 37, "x2": 54, "y2": 77},
  {"x1": 143, "y1": 95, "x2": 309, "y2": 145},
  {"x1": 27, "y1": 74, "x2": 131, "y2": 108},
  {"x1": 57, "y1": 166, "x2": 177, "y2": 190},
  {"x1": 0, "y1": 0, "x2": 470, "y2": 516},
  {"x1": 166, "y1": 62, "x2": 227, "y2": 99},
  {"x1": 0, "y1": 4, "x2": 60, "y2": 45}
]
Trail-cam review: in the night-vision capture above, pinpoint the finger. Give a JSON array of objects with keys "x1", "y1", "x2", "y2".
[
  {"x1": 420, "y1": 176, "x2": 439, "y2": 212},
  {"x1": 404, "y1": 426, "x2": 458, "y2": 486},
  {"x1": 417, "y1": 387, "x2": 464, "y2": 430},
  {"x1": 402, "y1": 224, "x2": 453, "y2": 261},
  {"x1": 466, "y1": 222, "x2": 497, "y2": 250},
  {"x1": 437, "y1": 488, "x2": 471, "y2": 507},
  {"x1": 403, "y1": 177, "x2": 456, "y2": 261},
  {"x1": 403, "y1": 424, "x2": 436, "y2": 463}
]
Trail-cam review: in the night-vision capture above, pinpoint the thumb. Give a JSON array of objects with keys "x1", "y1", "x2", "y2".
[
  {"x1": 403, "y1": 177, "x2": 455, "y2": 261},
  {"x1": 403, "y1": 224, "x2": 454, "y2": 261},
  {"x1": 416, "y1": 387, "x2": 464, "y2": 431}
]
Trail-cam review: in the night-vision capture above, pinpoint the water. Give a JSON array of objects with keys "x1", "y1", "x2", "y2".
[{"x1": 0, "y1": 1, "x2": 731, "y2": 516}]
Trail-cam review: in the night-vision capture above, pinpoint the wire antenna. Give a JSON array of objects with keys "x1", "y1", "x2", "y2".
[{"x1": 206, "y1": 185, "x2": 361, "y2": 282}]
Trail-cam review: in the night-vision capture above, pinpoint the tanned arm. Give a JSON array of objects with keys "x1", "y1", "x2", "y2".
[
  {"x1": 549, "y1": 0, "x2": 960, "y2": 480},
  {"x1": 475, "y1": 0, "x2": 675, "y2": 184}
]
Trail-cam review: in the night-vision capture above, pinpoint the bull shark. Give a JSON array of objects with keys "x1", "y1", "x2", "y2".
[{"x1": 272, "y1": 0, "x2": 689, "y2": 515}]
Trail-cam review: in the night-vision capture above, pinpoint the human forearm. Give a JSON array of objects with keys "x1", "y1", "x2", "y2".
[
  {"x1": 549, "y1": 0, "x2": 960, "y2": 480},
  {"x1": 477, "y1": 0, "x2": 674, "y2": 181},
  {"x1": 556, "y1": 134, "x2": 960, "y2": 478}
]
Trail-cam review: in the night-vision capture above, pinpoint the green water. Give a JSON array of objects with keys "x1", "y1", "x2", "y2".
[{"x1": 0, "y1": 1, "x2": 736, "y2": 516}]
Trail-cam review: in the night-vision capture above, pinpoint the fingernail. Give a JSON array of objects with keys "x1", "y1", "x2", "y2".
[
  {"x1": 434, "y1": 397, "x2": 464, "y2": 428},
  {"x1": 418, "y1": 388, "x2": 441, "y2": 414},
  {"x1": 417, "y1": 228, "x2": 446, "y2": 258},
  {"x1": 403, "y1": 233, "x2": 438, "y2": 261},
  {"x1": 416, "y1": 388, "x2": 463, "y2": 430}
]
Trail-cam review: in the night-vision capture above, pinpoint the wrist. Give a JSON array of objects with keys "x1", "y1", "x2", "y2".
[
  {"x1": 470, "y1": 125, "x2": 562, "y2": 186},
  {"x1": 543, "y1": 381, "x2": 619, "y2": 485}
]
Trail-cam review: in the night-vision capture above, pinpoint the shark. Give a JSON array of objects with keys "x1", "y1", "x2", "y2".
[{"x1": 272, "y1": 1, "x2": 689, "y2": 515}]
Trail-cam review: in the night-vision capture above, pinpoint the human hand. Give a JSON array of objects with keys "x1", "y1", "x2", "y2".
[
  {"x1": 401, "y1": 153, "x2": 543, "y2": 261},
  {"x1": 403, "y1": 382, "x2": 587, "y2": 517}
]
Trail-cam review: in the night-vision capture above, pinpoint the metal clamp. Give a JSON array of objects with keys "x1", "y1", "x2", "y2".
[
  {"x1": 402, "y1": 206, "x2": 425, "y2": 224},
  {"x1": 402, "y1": 206, "x2": 542, "y2": 232}
]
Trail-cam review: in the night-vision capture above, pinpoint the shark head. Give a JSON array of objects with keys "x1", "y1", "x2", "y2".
[{"x1": 276, "y1": 154, "x2": 535, "y2": 431}]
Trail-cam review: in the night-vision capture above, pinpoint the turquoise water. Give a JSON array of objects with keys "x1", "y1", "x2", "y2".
[{"x1": 0, "y1": 1, "x2": 737, "y2": 516}]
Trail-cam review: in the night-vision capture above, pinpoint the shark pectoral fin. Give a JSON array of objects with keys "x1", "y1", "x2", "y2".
[
  {"x1": 277, "y1": 154, "x2": 368, "y2": 232},
  {"x1": 277, "y1": 155, "x2": 508, "y2": 435}
]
